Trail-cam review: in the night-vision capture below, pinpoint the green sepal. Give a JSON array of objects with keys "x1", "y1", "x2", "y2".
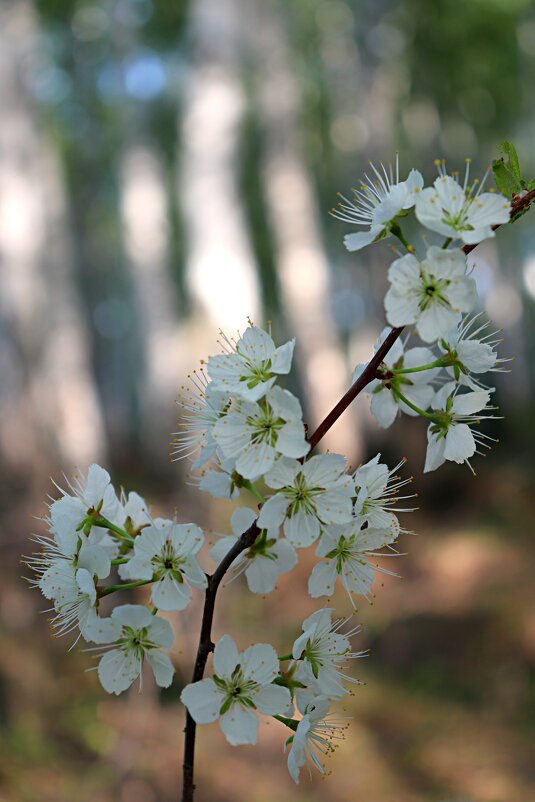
[
  {"x1": 241, "y1": 696, "x2": 257, "y2": 710},
  {"x1": 212, "y1": 674, "x2": 227, "y2": 690},
  {"x1": 219, "y1": 697, "x2": 233, "y2": 716}
]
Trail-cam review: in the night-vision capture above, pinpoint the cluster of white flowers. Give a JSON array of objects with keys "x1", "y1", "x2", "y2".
[
  {"x1": 336, "y1": 158, "x2": 510, "y2": 473},
  {"x1": 28, "y1": 154, "x2": 514, "y2": 789}
]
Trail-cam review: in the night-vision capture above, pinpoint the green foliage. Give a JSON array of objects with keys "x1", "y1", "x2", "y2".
[
  {"x1": 493, "y1": 141, "x2": 525, "y2": 198},
  {"x1": 492, "y1": 141, "x2": 535, "y2": 222}
]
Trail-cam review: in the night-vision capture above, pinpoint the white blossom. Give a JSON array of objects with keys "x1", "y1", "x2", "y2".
[
  {"x1": 198, "y1": 457, "x2": 241, "y2": 500},
  {"x1": 31, "y1": 526, "x2": 111, "y2": 605},
  {"x1": 292, "y1": 609, "x2": 364, "y2": 699},
  {"x1": 257, "y1": 455, "x2": 354, "y2": 548},
  {"x1": 172, "y1": 370, "x2": 230, "y2": 467},
  {"x1": 48, "y1": 566, "x2": 100, "y2": 640},
  {"x1": 85, "y1": 605, "x2": 174, "y2": 695},
  {"x1": 439, "y1": 315, "x2": 504, "y2": 389},
  {"x1": 181, "y1": 634, "x2": 291, "y2": 746},
  {"x1": 207, "y1": 325, "x2": 295, "y2": 402},
  {"x1": 424, "y1": 389, "x2": 495, "y2": 473},
  {"x1": 385, "y1": 247, "x2": 477, "y2": 343},
  {"x1": 116, "y1": 490, "x2": 152, "y2": 534},
  {"x1": 332, "y1": 156, "x2": 423, "y2": 251},
  {"x1": 415, "y1": 160, "x2": 511, "y2": 245},
  {"x1": 286, "y1": 695, "x2": 348, "y2": 784},
  {"x1": 48, "y1": 464, "x2": 120, "y2": 537},
  {"x1": 119, "y1": 521, "x2": 207, "y2": 611},
  {"x1": 354, "y1": 328, "x2": 439, "y2": 428},
  {"x1": 212, "y1": 386, "x2": 309, "y2": 480},
  {"x1": 353, "y1": 454, "x2": 413, "y2": 537},
  {"x1": 211, "y1": 507, "x2": 297, "y2": 595},
  {"x1": 309, "y1": 520, "x2": 398, "y2": 605}
]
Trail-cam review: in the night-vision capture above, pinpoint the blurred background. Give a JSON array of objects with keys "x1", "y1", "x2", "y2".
[{"x1": 1, "y1": 0, "x2": 534, "y2": 800}]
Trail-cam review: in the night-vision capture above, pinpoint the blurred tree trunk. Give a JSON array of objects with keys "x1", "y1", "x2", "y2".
[
  {"x1": 0, "y1": 1, "x2": 105, "y2": 487},
  {"x1": 178, "y1": 0, "x2": 262, "y2": 352},
  {"x1": 246, "y1": 0, "x2": 361, "y2": 458}
]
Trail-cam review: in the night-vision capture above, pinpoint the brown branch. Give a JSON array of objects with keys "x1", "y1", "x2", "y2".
[
  {"x1": 180, "y1": 185, "x2": 535, "y2": 802},
  {"x1": 182, "y1": 523, "x2": 260, "y2": 802}
]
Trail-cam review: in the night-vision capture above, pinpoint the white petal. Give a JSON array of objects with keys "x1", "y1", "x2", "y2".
[
  {"x1": 252, "y1": 684, "x2": 291, "y2": 715},
  {"x1": 400, "y1": 384, "x2": 434, "y2": 416},
  {"x1": 445, "y1": 277, "x2": 477, "y2": 313},
  {"x1": 264, "y1": 457, "x2": 300, "y2": 489},
  {"x1": 443, "y1": 423, "x2": 476, "y2": 463},
  {"x1": 384, "y1": 288, "x2": 420, "y2": 327},
  {"x1": 111, "y1": 604, "x2": 153, "y2": 629},
  {"x1": 415, "y1": 187, "x2": 454, "y2": 238},
  {"x1": 271, "y1": 339, "x2": 295, "y2": 374},
  {"x1": 403, "y1": 346, "x2": 440, "y2": 383},
  {"x1": 370, "y1": 389, "x2": 399, "y2": 428},
  {"x1": 98, "y1": 649, "x2": 140, "y2": 695},
  {"x1": 308, "y1": 561, "x2": 338, "y2": 598},
  {"x1": 146, "y1": 650, "x2": 175, "y2": 688},
  {"x1": 170, "y1": 523, "x2": 205, "y2": 557},
  {"x1": 387, "y1": 252, "x2": 421, "y2": 286},
  {"x1": 121, "y1": 554, "x2": 153, "y2": 581},
  {"x1": 284, "y1": 510, "x2": 321, "y2": 548},
  {"x1": 245, "y1": 558, "x2": 283, "y2": 595},
  {"x1": 147, "y1": 615, "x2": 174, "y2": 649},
  {"x1": 313, "y1": 487, "x2": 354, "y2": 524},
  {"x1": 240, "y1": 643, "x2": 279, "y2": 684},
  {"x1": 424, "y1": 430, "x2": 446, "y2": 473},
  {"x1": 182, "y1": 557, "x2": 208, "y2": 590},
  {"x1": 300, "y1": 454, "x2": 347, "y2": 485},
  {"x1": 211, "y1": 535, "x2": 242, "y2": 567},
  {"x1": 213, "y1": 634, "x2": 240, "y2": 678},
  {"x1": 220, "y1": 706, "x2": 258, "y2": 746},
  {"x1": 181, "y1": 679, "x2": 223, "y2": 724},
  {"x1": 152, "y1": 575, "x2": 192, "y2": 611},
  {"x1": 78, "y1": 544, "x2": 111, "y2": 579},
  {"x1": 236, "y1": 441, "x2": 276, "y2": 480},
  {"x1": 239, "y1": 326, "x2": 275, "y2": 362},
  {"x1": 416, "y1": 304, "x2": 460, "y2": 343},
  {"x1": 301, "y1": 608, "x2": 334, "y2": 632},
  {"x1": 452, "y1": 390, "x2": 490, "y2": 415},
  {"x1": 257, "y1": 494, "x2": 290, "y2": 531},
  {"x1": 344, "y1": 225, "x2": 384, "y2": 251},
  {"x1": 267, "y1": 386, "x2": 303, "y2": 421},
  {"x1": 466, "y1": 192, "x2": 510, "y2": 229},
  {"x1": 199, "y1": 470, "x2": 239, "y2": 500},
  {"x1": 83, "y1": 614, "x2": 123, "y2": 644},
  {"x1": 231, "y1": 507, "x2": 257, "y2": 536},
  {"x1": 276, "y1": 421, "x2": 309, "y2": 459}
]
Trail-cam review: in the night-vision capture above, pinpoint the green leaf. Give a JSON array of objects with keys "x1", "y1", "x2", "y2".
[
  {"x1": 499, "y1": 141, "x2": 521, "y2": 181},
  {"x1": 492, "y1": 159, "x2": 522, "y2": 199},
  {"x1": 492, "y1": 141, "x2": 527, "y2": 199},
  {"x1": 528, "y1": 178, "x2": 535, "y2": 191}
]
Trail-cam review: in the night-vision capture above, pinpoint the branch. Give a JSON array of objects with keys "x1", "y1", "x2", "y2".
[{"x1": 182, "y1": 523, "x2": 260, "y2": 802}]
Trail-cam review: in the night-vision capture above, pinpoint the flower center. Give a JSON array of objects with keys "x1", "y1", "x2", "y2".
[
  {"x1": 152, "y1": 539, "x2": 184, "y2": 582},
  {"x1": 213, "y1": 665, "x2": 258, "y2": 714},
  {"x1": 247, "y1": 406, "x2": 284, "y2": 446}
]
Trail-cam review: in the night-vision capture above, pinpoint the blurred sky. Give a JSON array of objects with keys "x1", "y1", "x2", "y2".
[{"x1": 1, "y1": 2, "x2": 535, "y2": 802}]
